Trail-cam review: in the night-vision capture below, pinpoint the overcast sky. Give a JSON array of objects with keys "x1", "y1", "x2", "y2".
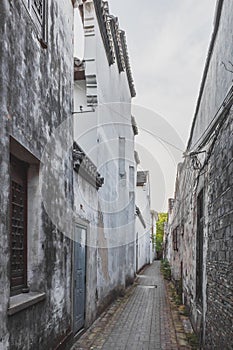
[
  {"x1": 108, "y1": 0, "x2": 217, "y2": 211},
  {"x1": 75, "y1": 1, "x2": 217, "y2": 212},
  {"x1": 109, "y1": 0, "x2": 216, "y2": 140}
]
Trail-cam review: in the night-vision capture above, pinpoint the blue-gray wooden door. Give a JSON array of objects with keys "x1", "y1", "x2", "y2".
[{"x1": 73, "y1": 224, "x2": 86, "y2": 334}]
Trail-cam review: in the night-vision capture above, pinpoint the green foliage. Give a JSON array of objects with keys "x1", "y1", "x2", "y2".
[
  {"x1": 156, "y1": 212, "x2": 168, "y2": 258},
  {"x1": 161, "y1": 259, "x2": 171, "y2": 280},
  {"x1": 178, "y1": 305, "x2": 189, "y2": 316},
  {"x1": 168, "y1": 278, "x2": 182, "y2": 305},
  {"x1": 156, "y1": 213, "x2": 168, "y2": 234},
  {"x1": 186, "y1": 333, "x2": 199, "y2": 349}
]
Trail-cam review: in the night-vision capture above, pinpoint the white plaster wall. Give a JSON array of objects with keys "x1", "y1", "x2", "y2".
[
  {"x1": 73, "y1": 173, "x2": 99, "y2": 229},
  {"x1": 74, "y1": 7, "x2": 84, "y2": 60},
  {"x1": 73, "y1": 81, "x2": 98, "y2": 165},
  {"x1": 94, "y1": 3, "x2": 136, "y2": 293},
  {"x1": 136, "y1": 176, "x2": 151, "y2": 271},
  {"x1": 151, "y1": 214, "x2": 157, "y2": 262},
  {"x1": 136, "y1": 218, "x2": 150, "y2": 272},
  {"x1": 73, "y1": 0, "x2": 136, "y2": 304}
]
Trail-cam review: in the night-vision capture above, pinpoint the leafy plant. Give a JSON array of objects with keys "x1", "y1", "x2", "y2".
[
  {"x1": 156, "y1": 213, "x2": 168, "y2": 258},
  {"x1": 186, "y1": 333, "x2": 199, "y2": 349},
  {"x1": 161, "y1": 259, "x2": 171, "y2": 280}
]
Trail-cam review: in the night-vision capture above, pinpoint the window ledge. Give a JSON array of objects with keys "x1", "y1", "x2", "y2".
[{"x1": 8, "y1": 292, "x2": 46, "y2": 316}]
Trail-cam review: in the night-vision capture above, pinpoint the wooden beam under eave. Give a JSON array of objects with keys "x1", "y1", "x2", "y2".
[{"x1": 74, "y1": 70, "x2": 86, "y2": 81}]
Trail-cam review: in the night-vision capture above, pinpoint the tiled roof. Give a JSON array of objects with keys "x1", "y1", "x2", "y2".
[
  {"x1": 73, "y1": 142, "x2": 104, "y2": 190},
  {"x1": 92, "y1": 0, "x2": 136, "y2": 97}
]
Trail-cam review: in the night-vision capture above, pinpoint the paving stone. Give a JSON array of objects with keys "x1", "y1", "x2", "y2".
[{"x1": 71, "y1": 262, "x2": 184, "y2": 350}]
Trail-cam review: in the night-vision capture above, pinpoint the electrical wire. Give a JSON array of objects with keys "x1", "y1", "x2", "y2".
[
  {"x1": 168, "y1": 109, "x2": 232, "y2": 229},
  {"x1": 188, "y1": 85, "x2": 233, "y2": 152},
  {"x1": 75, "y1": 80, "x2": 185, "y2": 153}
]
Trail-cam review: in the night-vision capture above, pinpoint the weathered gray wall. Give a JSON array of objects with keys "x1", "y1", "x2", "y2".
[
  {"x1": 165, "y1": 161, "x2": 199, "y2": 312},
  {"x1": 166, "y1": 0, "x2": 233, "y2": 347},
  {"x1": 188, "y1": 0, "x2": 233, "y2": 150},
  {"x1": 0, "y1": 0, "x2": 74, "y2": 349},
  {"x1": 166, "y1": 111, "x2": 233, "y2": 348},
  {"x1": 204, "y1": 110, "x2": 233, "y2": 349}
]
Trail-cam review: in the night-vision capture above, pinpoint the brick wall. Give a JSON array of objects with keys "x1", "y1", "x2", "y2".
[{"x1": 205, "y1": 111, "x2": 233, "y2": 349}]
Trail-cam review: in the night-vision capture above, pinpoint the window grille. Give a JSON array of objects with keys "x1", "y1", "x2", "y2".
[
  {"x1": 173, "y1": 227, "x2": 178, "y2": 251},
  {"x1": 10, "y1": 156, "x2": 28, "y2": 295}
]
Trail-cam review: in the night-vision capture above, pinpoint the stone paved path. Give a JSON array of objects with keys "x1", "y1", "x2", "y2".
[{"x1": 71, "y1": 262, "x2": 184, "y2": 350}]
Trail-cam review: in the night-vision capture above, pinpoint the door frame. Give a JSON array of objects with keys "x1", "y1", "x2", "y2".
[
  {"x1": 72, "y1": 217, "x2": 89, "y2": 334},
  {"x1": 136, "y1": 231, "x2": 139, "y2": 273}
]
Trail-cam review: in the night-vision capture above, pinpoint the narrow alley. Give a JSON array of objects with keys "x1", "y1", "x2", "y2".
[
  {"x1": 71, "y1": 262, "x2": 189, "y2": 350},
  {"x1": 1, "y1": 0, "x2": 233, "y2": 349}
]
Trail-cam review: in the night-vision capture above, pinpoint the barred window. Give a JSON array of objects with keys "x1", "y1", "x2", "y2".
[
  {"x1": 172, "y1": 227, "x2": 178, "y2": 251},
  {"x1": 23, "y1": 0, "x2": 47, "y2": 47},
  {"x1": 10, "y1": 156, "x2": 28, "y2": 296}
]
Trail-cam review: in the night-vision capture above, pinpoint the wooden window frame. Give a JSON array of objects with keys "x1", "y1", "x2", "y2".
[
  {"x1": 173, "y1": 227, "x2": 178, "y2": 251},
  {"x1": 10, "y1": 155, "x2": 28, "y2": 296}
]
